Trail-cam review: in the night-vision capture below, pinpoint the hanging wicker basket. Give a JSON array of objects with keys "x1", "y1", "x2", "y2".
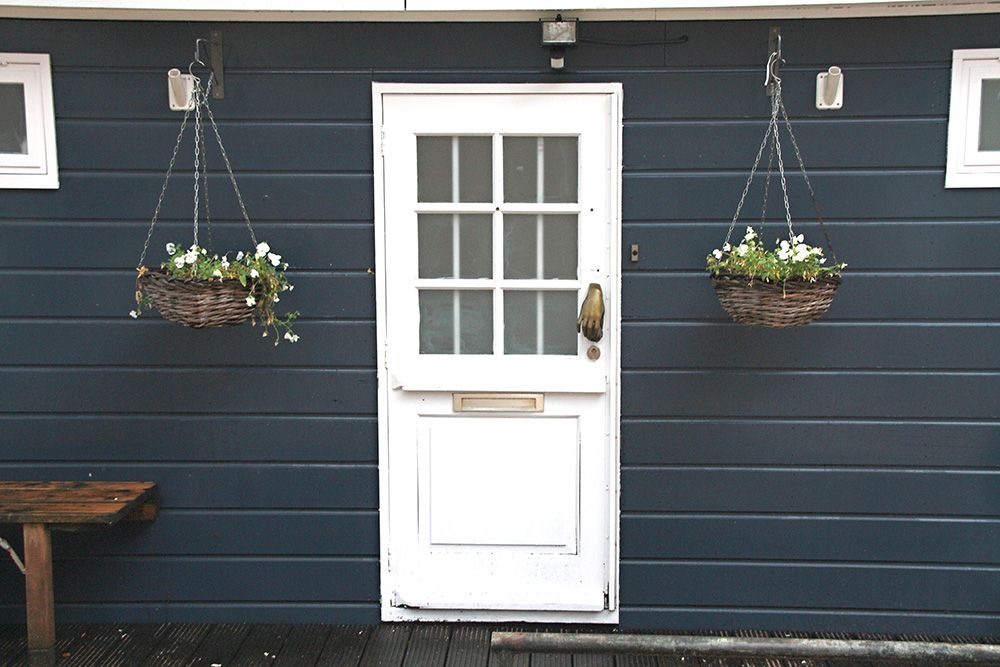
[
  {"x1": 137, "y1": 269, "x2": 256, "y2": 328},
  {"x1": 711, "y1": 273, "x2": 841, "y2": 328},
  {"x1": 711, "y1": 67, "x2": 844, "y2": 328}
]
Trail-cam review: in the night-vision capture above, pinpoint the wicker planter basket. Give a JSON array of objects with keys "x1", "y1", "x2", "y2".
[
  {"x1": 137, "y1": 269, "x2": 255, "y2": 328},
  {"x1": 711, "y1": 273, "x2": 841, "y2": 328}
]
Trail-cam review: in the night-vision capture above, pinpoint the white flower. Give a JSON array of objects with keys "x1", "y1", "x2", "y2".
[
  {"x1": 221, "y1": 258, "x2": 230, "y2": 268},
  {"x1": 712, "y1": 249, "x2": 723, "y2": 259},
  {"x1": 795, "y1": 234, "x2": 804, "y2": 243},
  {"x1": 820, "y1": 258, "x2": 827, "y2": 264},
  {"x1": 288, "y1": 285, "x2": 294, "y2": 291},
  {"x1": 779, "y1": 240, "x2": 790, "y2": 251},
  {"x1": 129, "y1": 310, "x2": 138, "y2": 319},
  {"x1": 777, "y1": 249, "x2": 790, "y2": 261},
  {"x1": 250, "y1": 268, "x2": 259, "y2": 278},
  {"x1": 174, "y1": 257, "x2": 185, "y2": 268},
  {"x1": 183, "y1": 251, "x2": 197, "y2": 265},
  {"x1": 212, "y1": 269, "x2": 222, "y2": 278},
  {"x1": 267, "y1": 252, "x2": 282, "y2": 267},
  {"x1": 744, "y1": 226, "x2": 757, "y2": 240},
  {"x1": 284, "y1": 332, "x2": 294, "y2": 341},
  {"x1": 236, "y1": 251, "x2": 244, "y2": 261},
  {"x1": 737, "y1": 243, "x2": 749, "y2": 256},
  {"x1": 273, "y1": 295, "x2": 280, "y2": 303},
  {"x1": 246, "y1": 295, "x2": 256, "y2": 307},
  {"x1": 166, "y1": 243, "x2": 177, "y2": 254},
  {"x1": 722, "y1": 243, "x2": 731, "y2": 252},
  {"x1": 255, "y1": 242, "x2": 270, "y2": 258}
]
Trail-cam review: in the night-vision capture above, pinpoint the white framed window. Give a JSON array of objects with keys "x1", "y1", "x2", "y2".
[
  {"x1": 946, "y1": 48, "x2": 1000, "y2": 188},
  {"x1": 0, "y1": 53, "x2": 58, "y2": 189}
]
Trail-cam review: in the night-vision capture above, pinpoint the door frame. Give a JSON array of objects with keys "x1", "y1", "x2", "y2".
[{"x1": 372, "y1": 82, "x2": 623, "y2": 622}]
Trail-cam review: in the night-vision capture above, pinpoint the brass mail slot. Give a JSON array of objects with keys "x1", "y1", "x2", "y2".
[{"x1": 452, "y1": 393, "x2": 545, "y2": 413}]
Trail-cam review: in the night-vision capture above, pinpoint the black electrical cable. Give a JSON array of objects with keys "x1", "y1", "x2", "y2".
[{"x1": 578, "y1": 35, "x2": 689, "y2": 46}]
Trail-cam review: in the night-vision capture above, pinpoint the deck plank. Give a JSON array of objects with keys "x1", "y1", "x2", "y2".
[
  {"x1": 402, "y1": 624, "x2": 450, "y2": 667},
  {"x1": 443, "y1": 625, "x2": 491, "y2": 667},
  {"x1": 229, "y1": 623, "x2": 293, "y2": 666},
  {"x1": 315, "y1": 624, "x2": 370, "y2": 666},
  {"x1": 141, "y1": 624, "x2": 211, "y2": 667},
  {"x1": 272, "y1": 624, "x2": 332, "y2": 667},
  {"x1": 184, "y1": 624, "x2": 251, "y2": 667},
  {"x1": 573, "y1": 654, "x2": 614, "y2": 666},
  {"x1": 358, "y1": 623, "x2": 411, "y2": 667}
]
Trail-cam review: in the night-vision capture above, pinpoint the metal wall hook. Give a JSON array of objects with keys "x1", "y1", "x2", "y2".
[{"x1": 765, "y1": 27, "x2": 783, "y2": 96}]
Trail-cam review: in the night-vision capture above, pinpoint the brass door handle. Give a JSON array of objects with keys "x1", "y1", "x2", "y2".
[{"x1": 576, "y1": 283, "x2": 605, "y2": 342}]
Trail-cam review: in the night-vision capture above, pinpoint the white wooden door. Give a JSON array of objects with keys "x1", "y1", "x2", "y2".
[{"x1": 373, "y1": 83, "x2": 622, "y2": 623}]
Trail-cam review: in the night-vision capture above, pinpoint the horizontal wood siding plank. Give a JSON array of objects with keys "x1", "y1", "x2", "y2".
[
  {"x1": 621, "y1": 420, "x2": 1000, "y2": 466},
  {"x1": 47, "y1": 68, "x2": 944, "y2": 122},
  {"x1": 0, "y1": 416, "x2": 376, "y2": 462},
  {"x1": 623, "y1": 371, "x2": 1000, "y2": 419},
  {"x1": 0, "y1": 465, "x2": 377, "y2": 509},
  {"x1": 0, "y1": 557, "x2": 377, "y2": 603},
  {"x1": 1, "y1": 173, "x2": 372, "y2": 221},
  {"x1": 0, "y1": 273, "x2": 374, "y2": 318},
  {"x1": 624, "y1": 274, "x2": 1000, "y2": 320},
  {"x1": 6, "y1": 18, "x2": 991, "y2": 69},
  {"x1": 0, "y1": 369, "x2": 375, "y2": 414},
  {"x1": 623, "y1": 323, "x2": 1000, "y2": 369},
  {"x1": 0, "y1": 222, "x2": 375, "y2": 271},
  {"x1": 50, "y1": 510, "x2": 379, "y2": 556},
  {"x1": 1, "y1": 321, "x2": 376, "y2": 366},
  {"x1": 624, "y1": 119, "x2": 946, "y2": 170},
  {"x1": 622, "y1": 468, "x2": 1000, "y2": 515},
  {"x1": 0, "y1": 603, "x2": 381, "y2": 625},
  {"x1": 620, "y1": 562, "x2": 1000, "y2": 612},
  {"x1": 57, "y1": 121, "x2": 373, "y2": 172},
  {"x1": 618, "y1": 607, "x2": 1000, "y2": 635},
  {"x1": 622, "y1": 222, "x2": 1000, "y2": 271},
  {"x1": 624, "y1": 172, "x2": 994, "y2": 221},
  {"x1": 622, "y1": 516, "x2": 1000, "y2": 564}
]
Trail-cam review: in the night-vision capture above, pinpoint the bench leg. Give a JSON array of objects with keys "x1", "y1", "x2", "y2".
[{"x1": 23, "y1": 523, "x2": 55, "y2": 667}]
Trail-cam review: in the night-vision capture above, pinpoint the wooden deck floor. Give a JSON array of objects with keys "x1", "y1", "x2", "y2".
[{"x1": 0, "y1": 623, "x2": 989, "y2": 666}]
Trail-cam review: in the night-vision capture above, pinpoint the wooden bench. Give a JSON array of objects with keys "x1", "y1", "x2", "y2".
[{"x1": 0, "y1": 481, "x2": 158, "y2": 667}]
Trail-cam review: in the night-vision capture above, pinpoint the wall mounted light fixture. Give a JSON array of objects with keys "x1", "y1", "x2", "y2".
[{"x1": 541, "y1": 15, "x2": 577, "y2": 71}]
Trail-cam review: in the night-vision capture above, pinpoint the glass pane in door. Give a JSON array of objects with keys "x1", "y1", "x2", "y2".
[
  {"x1": 0, "y1": 84, "x2": 27, "y2": 155},
  {"x1": 420, "y1": 290, "x2": 493, "y2": 355},
  {"x1": 504, "y1": 290, "x2": 577, "y2": 355},
  {"x1": 979, "y1": 79, "x2": 1000, "y2": 151},
  {"x1": 419, "y1": 214, "x2": 492, "y2": 279},
  {"x1": 503, "y1": 214, "x2": 578, "y2": 280},
  {"x1": 503, "y1": 137, "x2": 578, "y2": 203},
  {"x1": 417, "y1": 136, "x2": 492, "y2": 202}
]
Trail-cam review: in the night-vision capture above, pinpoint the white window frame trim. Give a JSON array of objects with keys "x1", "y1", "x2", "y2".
[
  {"x1": 0, "y1": 52, "x2": 58, "y2": 189},
  {"x1": 946, "y1": 48, "x2": 1000, "y2": 189}
]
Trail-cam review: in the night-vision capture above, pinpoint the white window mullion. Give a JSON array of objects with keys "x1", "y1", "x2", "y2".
[
  {"x1": 536, "y1": 137, "x2": 545, "y2": 355},
  {"x1": 493, "y1": 133, "x2": 504, "y2": 356}
]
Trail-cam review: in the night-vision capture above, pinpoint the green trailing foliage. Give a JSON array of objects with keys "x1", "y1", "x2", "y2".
[
  {"x1": 133, "y1": 241, "x2": 300, "y2": 343},
  {"x1": 707, "y1": 227, "x2": 846, "y2": 284}
]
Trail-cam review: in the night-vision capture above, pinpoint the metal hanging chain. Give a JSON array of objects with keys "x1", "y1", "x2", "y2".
[
  {"x1": 136, "y1": 68, "x2": 258, "y2": 268},
  {"x1": 724, "y1": 103, "x2": 777, "y2": 248},
  {"x1": 192, "y1": 79, "x2": 204, "y2": 248},
  {"x1": 201, "y1": 88, "x2": 259, "y2": 248},
  {"x1": 769, "y1": 85, "x2": 796, "y2": 243},
  {"x1": 136, "y1": 101, "x2": 193, "y2": 268},
  {"x1": 758, "y1": 131, "x2": 777, "y2": 232},
  {"x1": 775, "y1": 86, "x2": 839, "y2": 263},
  {"x1": 198, "y1": 77, "x2": 214, "y2": 252}
]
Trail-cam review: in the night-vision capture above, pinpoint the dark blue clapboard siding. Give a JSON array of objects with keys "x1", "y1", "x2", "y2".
[
  {"x1": 622, "y1": 516, "x2": 1000, "y2": 562},
  {"x1": 1, "y1": 14, "x2": 999, "y2": 634}
]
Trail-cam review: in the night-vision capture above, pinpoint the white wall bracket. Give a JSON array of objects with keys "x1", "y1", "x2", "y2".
[
  {"x1": 816, "y1": 66, "x2": 843, "y2": 110},
  {"x1": 167, "y1": 68, "x2": 196, "y2": 111}
]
